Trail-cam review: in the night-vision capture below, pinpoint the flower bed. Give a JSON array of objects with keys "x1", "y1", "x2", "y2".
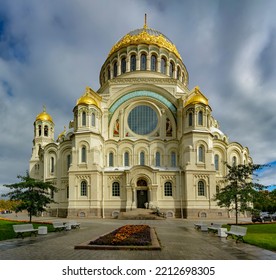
[{"x1": 90, "y1": 225, "x2": 151, "y2": 246}]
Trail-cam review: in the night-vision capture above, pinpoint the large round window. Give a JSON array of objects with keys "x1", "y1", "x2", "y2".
[{"x1": 128, "y1": 105, "x2": 158, "y2": 135}]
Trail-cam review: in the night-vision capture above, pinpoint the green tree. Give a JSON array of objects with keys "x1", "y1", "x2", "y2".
[
  {"x1": 3, "y1": 172, "x2": 57, "y2": 222},
  {"x1": 214, "y1": 163, "x2": 267, "y2": 224}
]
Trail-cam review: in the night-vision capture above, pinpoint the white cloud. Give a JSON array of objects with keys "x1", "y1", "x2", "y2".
[{"x1": 1, "y1": 0, "x2": 276, "y2": 194}]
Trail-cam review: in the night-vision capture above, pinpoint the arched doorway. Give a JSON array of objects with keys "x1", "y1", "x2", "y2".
[{"x1": 136, "y1": 179, "x2": 148, "y2": 208}]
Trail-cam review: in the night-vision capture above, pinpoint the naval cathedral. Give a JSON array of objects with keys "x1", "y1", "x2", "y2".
[{"x1": 29, "y1": 20, "x2": 251, "y2": 219}]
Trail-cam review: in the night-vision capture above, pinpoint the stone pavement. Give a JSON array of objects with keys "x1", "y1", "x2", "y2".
[{"x1": 0, "y1": 213, "x2": 276, "y2": 260}]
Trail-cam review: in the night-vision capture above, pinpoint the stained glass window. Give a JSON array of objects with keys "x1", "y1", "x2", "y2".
[{"x1": 128, "y1": 105, "x2": 158, "y2": 135}]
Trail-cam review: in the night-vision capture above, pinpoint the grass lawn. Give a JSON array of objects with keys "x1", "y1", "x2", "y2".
[
  {"x1": 0, "y1": 219, "x2": 54, "y2": 241},
  {"x1": 225, "y1": 223, "x2": 276, "y2": 252}
]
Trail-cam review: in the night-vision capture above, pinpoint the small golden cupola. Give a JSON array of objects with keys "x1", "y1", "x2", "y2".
[
  {"x1": 185, "y1": 86, "x2": 209, "y2": 107},
  {"x1": 35, "y1": 106, "x2": 53, "y2": 123},
  {"x1": 76, "y1": 86, "x2": 102, "y2": 108}
]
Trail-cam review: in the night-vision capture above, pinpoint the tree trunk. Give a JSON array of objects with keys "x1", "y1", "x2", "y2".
[{"x1": 235, "y1": 195, "x2": 238, "y2": 225}]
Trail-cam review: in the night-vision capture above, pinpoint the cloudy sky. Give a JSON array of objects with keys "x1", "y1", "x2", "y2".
[{"x1": 1, "y1": 0, "x2": 276, "y2": 195}]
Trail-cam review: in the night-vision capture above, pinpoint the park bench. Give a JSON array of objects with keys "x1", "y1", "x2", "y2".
[
  {"x1": 225, "y1": 225, "x2": 247, "y2": 243},
  {"x1": 153, "y1": 207, "x2": 166, "y2": 218},
  {"x1": 52, "y1": 221, "x2": 66, "y2": 231},
  {"x1": 194, "y1": 222, "x2": 208, "y2": 232},
  {"x1": 208, "y1": 223, "x2": 222, "y2": 234},
  {"x1": 13, "y1": 224, "x2": 38, "y2": 239},
  {"x1": 66, "y1": 221, "x2": 80, "y2": 229}
]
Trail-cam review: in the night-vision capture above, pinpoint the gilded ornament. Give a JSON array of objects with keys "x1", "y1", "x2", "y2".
[{"x1": 108, "y1": 28, "x2": 182, "y2": 59}]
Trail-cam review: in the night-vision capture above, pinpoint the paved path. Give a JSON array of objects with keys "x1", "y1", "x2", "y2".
[{"x1": 0, "y1": 214, "x2": 276, "y2": 260}]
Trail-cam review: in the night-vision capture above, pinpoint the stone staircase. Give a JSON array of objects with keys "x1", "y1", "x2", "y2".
[{"x1": 117, "y1": 208, "x2": 165, "y2": 220}]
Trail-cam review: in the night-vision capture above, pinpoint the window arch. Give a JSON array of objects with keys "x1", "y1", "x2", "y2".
[
  {"x1": 124, "y1": 151, "x2": 129, "y2": 167},
  {"x1": 151, "y1": 54, "x2": 157, "y2": 71},
  {"x1": 109, "y1": 152, "x2": 114, "y2": 167},
  {"x1": 121, "y1": 57, "x2": 126, "y2": 73},
  {"x1": 164, "y1": 182, "x2": 173, "y2": 196},
  {"x1": 198, "y1": 111, "x2": 203, "y2": 125},
  {"x1": 140, "y1": 151, "x2": 145, "y2": 165},
  {"x1": 155, "y1": 152, "x2": 161, "y2": 167},
  {"x1": 81, "y1": 146, "x2": 86, "y2": 163},
  {"x1": 113, "y1": 61, "x2": 118, "y2": 77},
  {"x1": 140, "y1": 53, "x2": 147, "y2": 70},
  {"x1": 214, "y1": 154, "x2": 219, "y2": 171},
  {"x1": 198, "y1": 181, "x2": 205, "y2": 196},
  {"x1": 80, "y1": 181, "x2": 87, "y2": 196},
  {"x1": 161, "y1": 57, "x2": 166, "y2": 74},
  {"x1": 188, "y1": 112, "x2": 193, "y2": 126},
  {"x1": 82, "y1": 111, "x2": 86, "y2": 126},
  {"x1": 171, "y1": 151, "x2": 176, "y2": 167},
  {"x1": 112, "y1": 182, "x2": 120, "y2": 196},
  {"x1": 130, "y1": 54, "x2": 136, "y2": 71},
  {"x1": 198, "y1": 145, "x2": 205, "y2": 163}
]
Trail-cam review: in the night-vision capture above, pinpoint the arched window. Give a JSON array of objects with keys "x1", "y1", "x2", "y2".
[
  {"x1": 91, "y1": 112, "x2": 96, "y2": 127},
  {"x1": 121, "y1": 57, "x2": 126, "y2": 73},
  {"x1": 177, "y1": 66, "x2": 181, "y2": 80},
  {"x1": 189, "y1": 112, "x2": 193, "y2": 126},
  {"x1": 161, "y1": 57, "x2": 166, "y2": 74},
  {"x1": 38, "y1": 125, "x2": 42, "y2": 136},
  {"x1": 82, "y1": 111, "x2": 86, "y2": 126},
  {"x1": 80, "y1": 181, "x2": 87, "y2": 196},
  {"x1": 140, "y1": 54, "x2": 147, "y2": 70},
  {"x1": 164, "y1": 182, "x2": 173, "y2": 196},
  {"x1": 198, "y1": 181, "x2": 205, "y2": 196},
  {"x1": 169, "y1": 61, "x2": 174, "y2": 77},
  {"x1": 81, "y1": 146, "x2": 86, "y2": 163},
  {"x1": 67, "y1": 154, "x2": 71, "y2": 170},
  {"x1": 130, "y1": 54, "x2": 136, "y2": 71},
  {"x1": 215, "y1": 154, "x2": 219, "y2": 171},
  {"x1": 198, "y1": 111, "x2": 203, "y2": 125},
  {"x1": 155, "y1": 152, "x2": 161, "y2": 167},
  {"x1": 151, "y1": 54, "x2": 157, "y2": 71},
  {"x1": 140, "y1": 151, "x2": 145, "y2": 165},
  {"x1": 44, "y1": 125, "x2": 48, "y2": 137},
  {"x1": 198, "y1": 145, "x2": 205, "y2": 162},
  {"x1": 124, "y1": 152, "x2": 129, "y2": 167},
  {"x1": 107, "y1": 66, "x2": 111, "y2": 80},
  {"x1": 50, "y1": 156, "x2": 54, "y2": 173},
  {"x1": 112, "y1": 182, "x2": 120, "y2": 196},
  {"x1": 232, "y1": 156, "x2": 237, "y2": 166},
  {"x1": 109, "y1": 152, "x2": 114, "y2": 167},
  {"x1": 113, "y1": 61, "x2": 117, "y2": 77},
  {"x1": 171, "y1": 151, "x2": 176, "y2": 167}
]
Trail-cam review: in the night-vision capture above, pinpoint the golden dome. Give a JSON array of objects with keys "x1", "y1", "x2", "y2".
[
  {"x1": 35, "y1": 106, "x2": 53, "y2": 123},
  {"x1": 185, "y1": 86, "x2": 209, "y2": 107},
  {"x1": 76, "y1": 87, "x2": 102, "y2": 107},
  {"x1": 108, "y1": 24, "x2": 181, "y2": 60}
]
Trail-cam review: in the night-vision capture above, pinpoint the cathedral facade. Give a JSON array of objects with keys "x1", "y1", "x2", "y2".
[{"x1": 29, "y1": 22, "x2": 251, "y2": 219}]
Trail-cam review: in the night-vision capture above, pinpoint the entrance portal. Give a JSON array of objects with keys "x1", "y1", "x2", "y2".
[{"x1": 137, "y1": 190, "x2": 148, "y2": 208}]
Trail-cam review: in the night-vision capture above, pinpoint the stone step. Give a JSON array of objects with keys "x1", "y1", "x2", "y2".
[{"x1": 117, "y1": 209, "x2": 165, "y2": 220}]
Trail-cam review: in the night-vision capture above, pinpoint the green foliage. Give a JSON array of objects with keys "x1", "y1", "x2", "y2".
[
  {"x1": 3, "y1": 172, "x2": 57, "y2": 222},
  {"x1": 253, "y1": 189, "x2": 276, "y2": 212},
  {"x1": 214, "y1": 163, "x2": 267, "y2": 224}
]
